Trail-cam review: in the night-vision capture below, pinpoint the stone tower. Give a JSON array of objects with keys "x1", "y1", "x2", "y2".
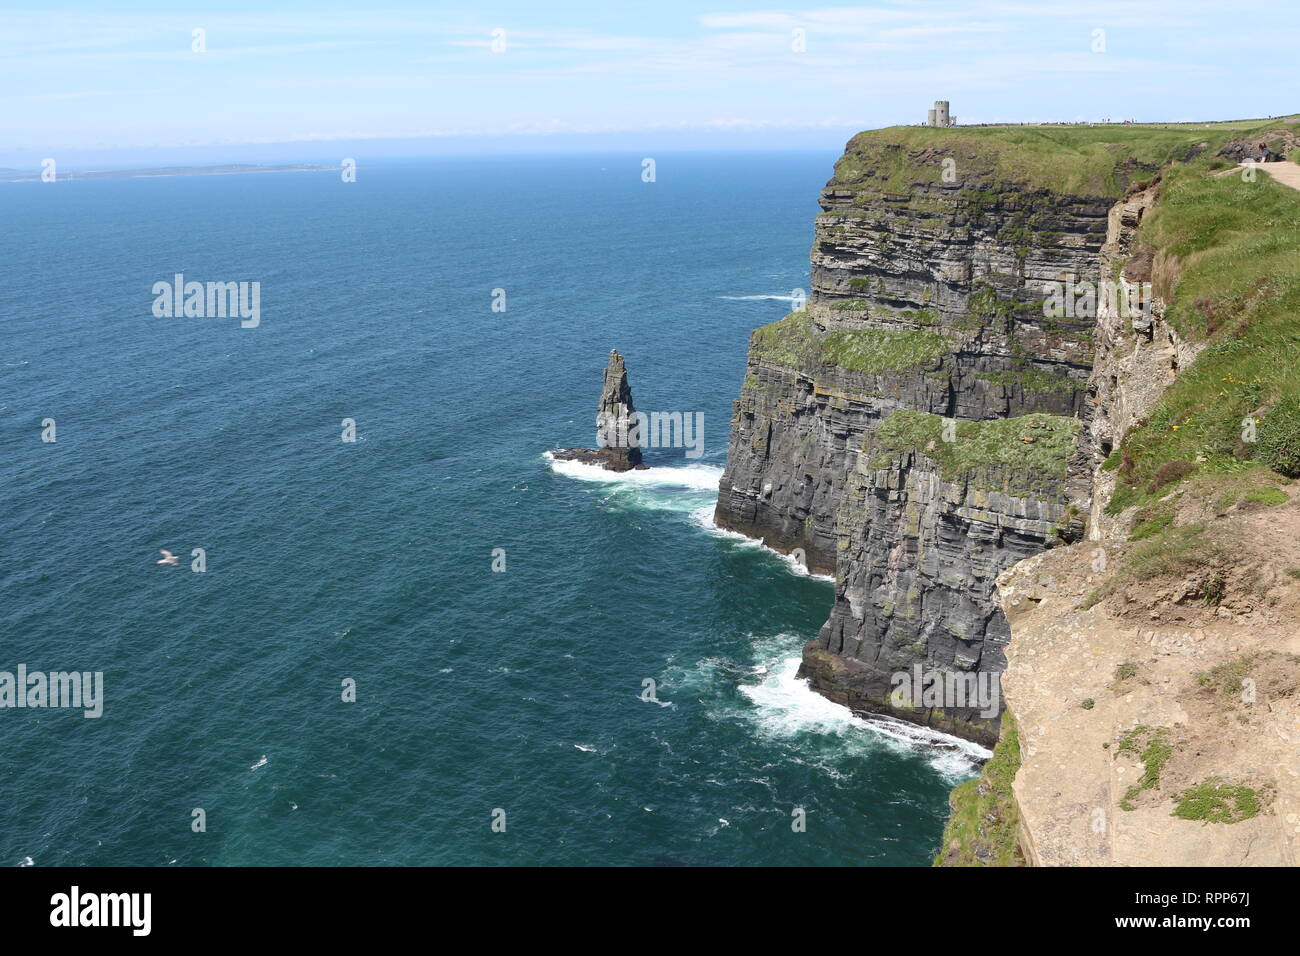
[{"x1": 926, "y1": 101, "x2": 955, "y2": 127}]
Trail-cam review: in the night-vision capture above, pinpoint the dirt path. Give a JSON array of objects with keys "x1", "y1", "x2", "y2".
[
  {"x1": 1258, "y1": 160, "x2": 1300, "y2": 189},
  {"x1": 1222, "y1": 159, "x2": 1300, "y2": 190}
]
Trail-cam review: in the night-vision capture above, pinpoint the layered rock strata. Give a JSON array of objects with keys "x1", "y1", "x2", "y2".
[{"x1": 713, "y1": 131, "x2": 1159, "y2": 742}]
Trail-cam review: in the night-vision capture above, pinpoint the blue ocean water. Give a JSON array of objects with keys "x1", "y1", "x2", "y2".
[{"x1": 0, "y1": 153, "x2": 983, "y2": 866}]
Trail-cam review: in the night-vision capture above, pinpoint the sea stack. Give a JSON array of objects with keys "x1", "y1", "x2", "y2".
[{"x1": 553, "y1": 349, "x2": 646, "y2": 471}]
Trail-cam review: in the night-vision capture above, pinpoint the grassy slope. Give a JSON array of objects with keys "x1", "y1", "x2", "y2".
[{"x1": 1105, "y1": 161, "x2": 1300, "y2": 515}]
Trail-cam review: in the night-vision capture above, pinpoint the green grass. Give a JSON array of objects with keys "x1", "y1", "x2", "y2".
[
  {"x1": 1116, "y1": 726, "x2": 1174, "y2": 811},
  {"x1": 1257, "y1": 395, "x2": 1300, "y2": 477},
  {"x1": 830, "y1": 120, "x2": 1296, "y2": 200},
  {"x1": 749, "y1": 311, "x2": 821, "y2": 368},
  {"x1": 1129, "y1": 504, "x2": 1175, "y2": 540},
  {"x1": 749, "y1": 311, "x2": 949, "y2": 375},
  {"x1": 1172, "y1": 778, "x2": 1263, "y2": 823},
  {"x1": 1196, "y1": 655, "x2": 1255, "y2": 696},
  {"x1": 1086, "y1": 522, "x2": 1234, "y2": 608},
  {"x1": 868, "y1": 409, "x2": 1079, "y2": 493},
  {"x1": 978, "y1": 366, "x2": 1080, "y2": 395},
  {"x1": 934, "y1": 712, "x2": 1023, "y2": 866},
  {"x1": 1242, "y1": 486, "x2": 1290, "y2": 506},
  {"x1": 823, "y1": 328, "x2": 948, "y2": 373},
  {"x1": 1103, "y1": 161, "x2": 1300, "y2": 512},
  {"x1": 1123, "y1": 523, "x2": 1232, "y2": 584}
]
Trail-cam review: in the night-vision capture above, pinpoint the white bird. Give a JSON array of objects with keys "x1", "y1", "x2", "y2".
[{"x1": 157, "y1": 549, "x2": 180, "y2": 566}]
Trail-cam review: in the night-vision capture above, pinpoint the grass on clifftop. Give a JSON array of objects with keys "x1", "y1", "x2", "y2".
[
  {"x1": 934, "y1": 712, "x2": 1023, "y2": 866},
  {"x1": 1104, "y1": 161, "x2": 1300, "y2": 515},
  {"x1": 832, "y1": 119, "x2": 1295, "y2": 200},
  {"x1": 1172, "y1": 778, "x2": 1264, "y2": 823},
  {"x1": 749, "y1": 311, "x2": 949, "y2": 375},
  {"x1": 869, "y1": 409, "x2": 1079, "y2": 492},
  {"x1": 1116, "y1": 726, "x2": 1174, "y2": 811}
]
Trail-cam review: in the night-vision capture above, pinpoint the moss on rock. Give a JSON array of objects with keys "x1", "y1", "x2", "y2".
[
  {"x1": 749, "y1": 311, "x2": 949, "y2": 376},
  {"x1": 868, "y1": 409, "x2": 1079, "y2": 492}
]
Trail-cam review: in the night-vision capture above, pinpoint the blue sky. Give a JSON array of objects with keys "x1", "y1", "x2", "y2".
[{"x1": 3, "y1": 0, "x2": 1297, "y2": 163}]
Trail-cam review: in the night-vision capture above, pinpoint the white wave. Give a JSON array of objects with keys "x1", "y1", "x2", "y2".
[
  {"x1": 546, "y1": 452, "x2": 722, "y2": 491},
  {"x1": 739, "y1": 650, "x2": 867, "y2": 737},
  {"x1": 17, "y1": 856, "x2": 33, "y2": 867},
  {"x1": 736, "y1": 638, "x2": 990, "y2": 780},
  {"x1": 719, "y1": 294, "x2": 797, "y2": 302},
  {"x1": 690, "y1": 506, "x2": 834, "y2": 582},
  {"x1": 858, "y1": 712, "x2": 993, "y2": 773},
  {"x1": 249, "y1": 755, "x2": 268, "y2": 771},
  {"x1": 574, "y1": 743, "x2": 599, "y2": 753}
]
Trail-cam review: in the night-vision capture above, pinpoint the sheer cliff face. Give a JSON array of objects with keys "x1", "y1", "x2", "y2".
[{"x1": 714, "y1": 130, "x2": 1153, "y2": 743}]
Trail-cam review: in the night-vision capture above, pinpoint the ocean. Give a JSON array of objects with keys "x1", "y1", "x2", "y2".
[{"x1": 0, "y1": 152, "x2": 984, "y2": 866}]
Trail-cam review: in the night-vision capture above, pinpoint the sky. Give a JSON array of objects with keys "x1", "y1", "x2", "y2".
[{"x1": 2, "y1": 0, "x2": 1297, "y2": 164}]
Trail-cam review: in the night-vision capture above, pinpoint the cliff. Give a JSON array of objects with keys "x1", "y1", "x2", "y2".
[
  {"x1": 716, "y1": 124, "x2": 1210, "y2": 743},
  {"x1": 714, "y1": 116, "x2": 1300, "y2": 863}
]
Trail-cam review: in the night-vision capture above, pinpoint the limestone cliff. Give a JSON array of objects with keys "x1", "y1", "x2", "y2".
[
  {"x1": 715, "y1": 127, "x2": 1143, "y2": 743},
  {"x1": 715, "y1": 119, "x2": 1300, "y2": 771}
]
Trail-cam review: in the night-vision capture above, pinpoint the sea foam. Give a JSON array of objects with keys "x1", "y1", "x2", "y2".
[
  {"x1": 544, "y1": 452, "x2": 722, "y2": 491},
  {"x1": 737, "y1": 637, "x2": 990, "y2": 780}
]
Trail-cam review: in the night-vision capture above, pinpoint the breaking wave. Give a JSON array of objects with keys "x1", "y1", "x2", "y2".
[
  {"x1": 735, "y1": 635, "x2": 990, "y2": 781},
  {"x1": 545, "y1": 452, "x2": 722, "y2": 491}
]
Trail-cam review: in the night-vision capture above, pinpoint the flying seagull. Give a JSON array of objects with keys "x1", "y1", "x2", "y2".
[{"x1": 157, "y1": 549, "x2": 180, "y2": 566}]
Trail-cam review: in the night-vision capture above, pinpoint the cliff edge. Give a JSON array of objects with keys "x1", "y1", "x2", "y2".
[{"x1": 712, "y1": 115, "x2": 1300, "y2": 863}]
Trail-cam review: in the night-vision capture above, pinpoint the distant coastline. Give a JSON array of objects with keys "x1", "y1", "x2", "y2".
[{"x1": 0, "y1": 163, "x2": 333, "y2": 183}]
